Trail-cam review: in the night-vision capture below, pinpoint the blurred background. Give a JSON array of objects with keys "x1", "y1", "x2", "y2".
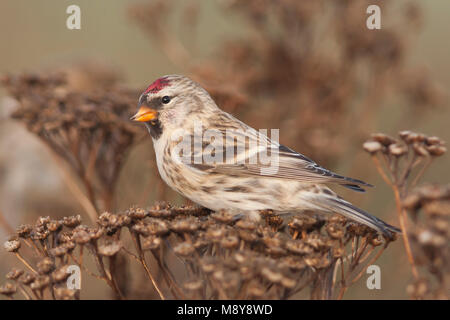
[{"x1": 0, "y1": 0, "x2": 448, "y2": 299}]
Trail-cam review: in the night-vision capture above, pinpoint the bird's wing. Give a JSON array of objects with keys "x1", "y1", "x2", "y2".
[{"x1": 178, "y1": 122, "x2": 372, "y2": 192}]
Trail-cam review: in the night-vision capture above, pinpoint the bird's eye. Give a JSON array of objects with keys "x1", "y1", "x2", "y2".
[{"x1": 162, "y1": 96, "x2": 171, "y2": 104}]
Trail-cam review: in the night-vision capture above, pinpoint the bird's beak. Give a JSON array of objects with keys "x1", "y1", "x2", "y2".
[{"x1": 130, "y1": 105, "x2": 157, "y2": 122}]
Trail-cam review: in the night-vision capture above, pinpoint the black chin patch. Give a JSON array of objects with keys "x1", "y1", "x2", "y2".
[{"x1": 144, "y1": 120, "x2": 163, "y2": 140}]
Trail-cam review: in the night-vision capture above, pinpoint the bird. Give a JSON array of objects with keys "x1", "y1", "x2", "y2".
[{"x1": 131, "y1": 75, "x2": 400, "y2": 237}]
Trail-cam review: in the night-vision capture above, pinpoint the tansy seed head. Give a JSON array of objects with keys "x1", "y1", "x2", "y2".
[
  {"x1": 371, "y1": 133, "x2": 396, "y2": 146},
  {"x1": 16, "y1": 224, "x2": 32, "y2": 238},
  {"x1": 363, "y1": 140, "x2": 383, "y2": 154},
  {"x1": 4, "y1": 239, "x2": 21, "y2": 252},
  {"x1": 37, "y1": 257, "x2": 55, "y2": 274},
  {"x1": 6, "y1": 268, "x2": 24, "y2": 280}
]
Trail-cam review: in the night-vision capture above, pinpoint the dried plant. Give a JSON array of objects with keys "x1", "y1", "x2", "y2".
[
  {"x1": 363, "y1": 131, "x2": 448, "y2": 297},
  {"x1": 403, "y1": 184, "x2": 449, "y2": 299},
  {"x1": 1, "y1": 204, "x2": 395, "y2": 300},
  {"x1": 1, "y1": 72, "x2": 145, "y2": 222}
]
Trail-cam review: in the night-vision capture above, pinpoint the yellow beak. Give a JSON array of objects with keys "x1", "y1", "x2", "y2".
[{"x1": 130, "y1": 106, "x2": 157, "y2": 122}]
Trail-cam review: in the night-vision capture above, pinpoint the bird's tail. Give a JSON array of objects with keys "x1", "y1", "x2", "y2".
[{"x1": 304, "y1": 194, "x2": 401, "y2": 238}]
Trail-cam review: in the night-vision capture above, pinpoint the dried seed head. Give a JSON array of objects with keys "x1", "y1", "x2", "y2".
[
  {"x1": 363, "y1": 141, "x2": 383, "y2": 154},
  {"x1": 211, "y1": 210, "x2": 237, "y2": 224},
  {"x1": 173, "y1": 242, "x2": 195, "y2": 257},
  {"x1": 57, "y1": 231, "x2": 73, "y2": 243},
  {"x1": 416, "y1": 133, "x2": 426, "y2": 142},
  {"x1": 36, "y1": 216, "x2": 51, "y2": 227},
  {"x1": 417, "y1": 229, "x2": 446, "y2": 247},
  {"x1": 205, "y1": 226, "x2": 227, "y2": 242},
  {"x1": 97, "y1": 212, "x2": 117, "y2": 227},
  {"x1": 98, "y1": 241, "x2": 122, "y2": 256},
  {"x1": 403, "y1": 193, "x2": 422, "y2": 210},
  {"x1": 19, "y1": 273, "x2": 36, "y2": 285},
  {"x1": 425, "y1": 136, "x2": 441, "y2": 145},
  {"x1": 371, "y1": 133, "x2": 396, "y2": 146},
  {"x1": 247, "y1": 284, "x2": 265, "y2": 298},
  {"x1": 48, "y1": 220, "x2": 62, "y2": 232},
  {"x1": 423, "y1": 201, "x2": 450, "y2": 217},
  {"x1": 62, "y1": 241, "x2": 76, "y2": 252},
  {"x1": 326, "y1": 224, "x2": 345, "y2": 239},
  {"x1": 280, "y1": 276, "x2": 297, "y2": 289},
  {"x1": 170, "y1": 217, "x2": 200, "y2": 233},
  {"x1": 146, "y1": 202, "x2": 174, "y2": 218},
  {"x1": 233, "y1": 251, "x2": 250, "y2": 265},
  {"x1": 49, "y1": 246, "x2": 68, "y2": 258},
  {"x1": 369, "y1": 235, "x2": 383, "y2": 247},
  {"x1": 151, "y1": 201, "x2": 171, "y2": 211},
  {"x1": 54, "y1": 287, "x2": 76, "y2": 300},
  {"x1": 412, "y1": 143, "x2": 429, "y2": 157},
  {"x1": 172, "y1": 206, "x2": 210, "y2": 216},
  {"x1": 264, "y1": 241, "x2": 287, "y2": 256},
  {"x1": 406, "y1": 279, "x2": 429, "y2": 298},
  {"x1": 264, "y1": 214, "x2": 284, "y2": 230},
  {"x1": 183, "y1": 279, "x2": 203, "y2": 291},
  {"x1": 404, "y1": 132, "x2": 421, "y2": 144},
  {"x1": 280, "y1": 256, "x2": 306, "y2": 271},
  {"x1": 131, "y1": 221, "x2": 150, "y2": 236},
  {"x1": 426, "y1": 145, "x2": 447, "y2": 157},
  {"x1": 31, "y1": 228, "x2": 50, "y2": 240},
  {"x1": 329, "y1": 214, "x2": 347, "y2": 225},
  {"x1": 263, "y1": 237, "x2": 284, "y2": 251},
  {"x1": 141, "y1": 235, "x2": 162, "y2": 251},
  {"x1": 305, "y1": 234, "x2": 328, "y2": 250},
  {"x1": 52, "y1": 265, "x2": 71, "y2": 283},
  {"x1": 87, "y1": 227, "x2": 104, "y2": 240},
  {"x1": 147, "y1": 219, "x2": 170, "y2": 236},
  {"x1": 239, "y1": 265, "x2": 254, "y2": 280},
  {"x1": 286, "y1": 240, "x2": 313, "y2": 255},
  {"x1": 430, "y1": 217, "x2": 449, "y2": 234},
  {"x1": 200, "y1": 257, "x2": 218, "y2": 273},
  {"x1": 260, "y1": 266, "x2": 283, "y2": 283},
  {"x1": 420, "y1": 184, "x2": 450, "y2": 200},
  {"x1": 72, "y1": 228, "x2": 91, "y2": 244},
  {"x1": 305, "y1": 254, "x2": 331, "y2": 269},
  {"x1": 6, "y1": 268, "x2": 24, "y2": 280},
  {"x1": 116, "y1": 214, "x2": 132, "y2": 227},
  {"x1": 4, "y1": 239, "x2": 21, "y2": 252},
  {"x1": 37, "y1": 257, "x2": 55, "y2": 274},
  {"x1": 220, "y1": 235, "x2": 239, "y2": 249},
  {"x1": 16, "y1": 224, "x2": 33, "y2": 238},
  {"x1": 399, "y1": 130, "x2": 412, "y2": 140},
  {"x1": 347, "y1": 223, "x2": 371, "y2": 237},
  {"x1": 30, "y1": 275, "x2": 50, "y2": 290},
  {"x1": 0, "y1": 283, "x2": 16, "y2": 296},
  {"x1": 235, "y1": 219, "x2": 257, "y2": 230},
  {"x1": 238, "y1": 229, "x2": 259, "y2": 243},
  {"x1": 288, "y1": 216, "x2": 318, "y2": 231},
  {"x1": 193, "y1": 234, "x2": 209, "y2": 249},
  {"x1": 332, "y1": 246, "x2": 345, "y2": 258},
  {"x1": 388, "y1": 143, "x2": 408, "y2": 157},
  {"x1": 126, "y1": 207, "x2": 148, "y2": 219}
]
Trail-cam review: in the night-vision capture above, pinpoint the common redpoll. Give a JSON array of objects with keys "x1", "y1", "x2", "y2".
[{"x1": 131, "y1": 75, "x2": 400, "y2": 237}]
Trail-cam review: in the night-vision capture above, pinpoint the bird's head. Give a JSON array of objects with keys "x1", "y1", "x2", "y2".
[{"x1": 131, "y1": 75, "x2": 216, "y2": 138}]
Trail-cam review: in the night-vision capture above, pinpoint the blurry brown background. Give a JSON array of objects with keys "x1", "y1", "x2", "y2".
[{"x1": 0, "y1": 0, "x2": 449, "y2": 299}]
